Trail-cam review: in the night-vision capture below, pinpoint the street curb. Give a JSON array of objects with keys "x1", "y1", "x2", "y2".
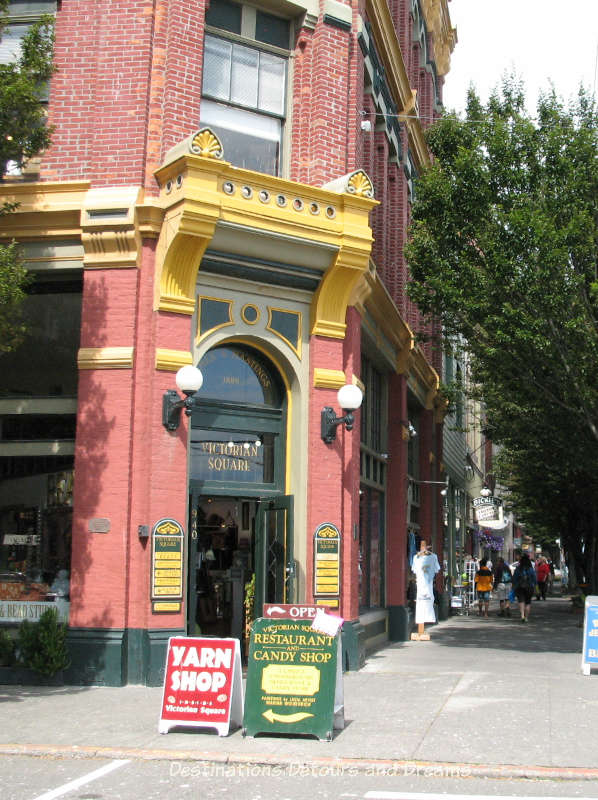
[{"x1": 1, "y1": 744, "x2": 598, "y2": 781}]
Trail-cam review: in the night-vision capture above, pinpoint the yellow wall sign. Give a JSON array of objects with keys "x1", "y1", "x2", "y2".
[
  {"x1": 314, "y1": 523, "x2": 340, "y2": 600},
  {"x1": 151, "y1": 518, "x2": 184, "y2": 609}
]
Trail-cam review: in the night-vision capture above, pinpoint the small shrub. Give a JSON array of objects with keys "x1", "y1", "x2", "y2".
[
  {"x1": 17, "y1": 609, "x2": 70, "y2": 677},
  {"x1": 17, "y1": 618, "x2": 39, "y2": 666},
  {"x1": 0, "y1": 628, "x2": 15, "y2": 666}
]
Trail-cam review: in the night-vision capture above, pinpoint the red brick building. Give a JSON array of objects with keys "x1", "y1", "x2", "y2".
[{"x1": 0, "y1": 0, "x2": 455, "y2": 684}]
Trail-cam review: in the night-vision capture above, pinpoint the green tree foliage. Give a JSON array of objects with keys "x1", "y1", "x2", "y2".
[
  {"x1": 0, "y1": 1, "x2": 55, "y2": 176},
  {"x1": 0, "y1": 1, "x2": 54, "y2": 351},
  {"x1": 405, "y1": 80, "x2": 598, "y2": 588}
]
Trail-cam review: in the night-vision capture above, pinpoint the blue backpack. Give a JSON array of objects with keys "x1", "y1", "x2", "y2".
[{"x1": 517, "y1": 567, "x2": 533, "y2": 590}]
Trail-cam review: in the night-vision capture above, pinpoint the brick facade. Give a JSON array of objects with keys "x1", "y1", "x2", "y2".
[{"x1": 2, "y1": 0, "x2": 453, "y2": 683}]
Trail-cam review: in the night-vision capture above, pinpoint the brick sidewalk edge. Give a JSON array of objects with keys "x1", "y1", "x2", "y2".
[{"x1": 0, "y1": 744, "x2": 597, "y2": 781}]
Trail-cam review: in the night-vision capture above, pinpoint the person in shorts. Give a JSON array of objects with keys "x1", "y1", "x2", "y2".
[
  {"x1": 493, "y1": 556, "x2": 512, "y2": 616},
  {"x1": 513, "y1": 553, "x2": 537, "y2": 623},
  {"x1": 474, "y1": 557, "x2": 494, "y2": 618}
]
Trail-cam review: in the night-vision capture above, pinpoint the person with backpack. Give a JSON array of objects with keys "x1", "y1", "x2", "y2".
[
  {"x1": 493, "y1": 556, "x2": 512, "y2": 617},
  {"x1": 513, "y1": 553, "x2": 537, "y2": 623},
  {"x1": 474, "y1": 557, "x2": 494, "y2": 617}
]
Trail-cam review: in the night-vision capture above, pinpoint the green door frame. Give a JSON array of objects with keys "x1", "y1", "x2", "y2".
[{"x1": 254, "y1": 495, "x2": 294, "y2": 618}]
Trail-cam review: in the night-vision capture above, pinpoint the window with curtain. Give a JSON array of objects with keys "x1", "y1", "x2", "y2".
[{"x1": 201, "y1": 0, "x2": 290, "y2": 175}]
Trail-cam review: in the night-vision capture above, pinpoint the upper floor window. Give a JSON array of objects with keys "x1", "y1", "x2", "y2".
[
  {"x1": 201, "y1": 0, "x2": 290, "y2": 176},
  {"x1": 0, "y1": 2, "x2": 56, "y2": 65}
]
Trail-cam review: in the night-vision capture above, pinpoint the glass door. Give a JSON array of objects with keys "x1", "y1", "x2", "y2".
[{"x1": 253, "y1": 495, "x2": 294, "y2": 617}]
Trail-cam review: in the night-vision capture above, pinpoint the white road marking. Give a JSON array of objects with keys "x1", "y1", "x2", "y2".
[
  {"x1": 31, "y1": 758, "x2": 131, "y2": 800},
  {"x1": 365, "y1": 793, "x2": 598, "y2": 800}
]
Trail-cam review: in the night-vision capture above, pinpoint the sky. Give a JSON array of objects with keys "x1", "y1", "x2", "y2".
[{"x1": 442, "y1": 0, "x2": 598, "y2": 114}]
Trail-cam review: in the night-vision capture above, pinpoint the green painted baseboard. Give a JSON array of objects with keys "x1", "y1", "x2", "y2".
[
  {"x1": 341, "y1": 620, "x2": 365, "y2": 671},
  {"x1": 66, "y1": 627, "x2": 185, "y2": 686}
]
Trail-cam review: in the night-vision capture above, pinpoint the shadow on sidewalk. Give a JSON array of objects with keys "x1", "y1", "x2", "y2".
[
  {"x1": 0, "y1": 685, "x2": 95, "y2": 703},
  {"x1": 428, "y1": 597, "x2": 583, "y2": 654}
]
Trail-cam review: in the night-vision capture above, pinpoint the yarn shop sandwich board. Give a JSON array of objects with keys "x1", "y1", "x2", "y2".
[{"x1": 158, "y1": 636, "x2": 243, "y2": 736}]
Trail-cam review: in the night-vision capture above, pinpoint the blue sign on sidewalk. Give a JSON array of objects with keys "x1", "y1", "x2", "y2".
[{"x1": 581, "y1": 595, "x2": 598, "y2": 675}]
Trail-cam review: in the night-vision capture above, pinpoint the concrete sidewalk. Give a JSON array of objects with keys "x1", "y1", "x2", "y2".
[{"x1": 1, "y1": 596, "x2": 596, "y2": 779}]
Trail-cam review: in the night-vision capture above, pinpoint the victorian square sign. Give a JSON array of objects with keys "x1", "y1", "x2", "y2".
[{"x1": 243, "y1": 617, "x2": 343, "y2": 741}]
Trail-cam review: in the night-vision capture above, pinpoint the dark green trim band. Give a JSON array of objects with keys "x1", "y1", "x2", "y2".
[
  {"x1": 66, "y1": 627, "x2": 185, "y2": 686},
  {"x1": 323, "y1": 13, "x2": 352, "y2": 31},
  {"x1": 341, "y1": 620, "x2": 365, "y2": 671},
  {"x1": 388, "y1": 605, "x2": 411, "y2": 641},
  {"x1": 202, "y1": 250, "x2": 321, "y2": 292}
]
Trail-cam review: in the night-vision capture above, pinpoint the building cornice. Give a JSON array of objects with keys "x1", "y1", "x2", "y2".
[
  {"x1": 420, "y1": 0, "x2": 457, "y2": 77},
  {"x1": 365, "y1": 0, "x2": 430, "y2": 170},
  {"x1": 0, "y1": 181, "x2": 90, "y2": 240}
]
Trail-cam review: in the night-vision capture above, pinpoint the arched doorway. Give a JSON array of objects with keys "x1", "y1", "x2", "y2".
[{"x1": 187, "y1": 344, "x2": 293, "y2": 647}]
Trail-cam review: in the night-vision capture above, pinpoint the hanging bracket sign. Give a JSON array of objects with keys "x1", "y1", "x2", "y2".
[
  {"x1": 158, "y1": 636, "x2": 243, "y2": 736},
  {"x1": 313, "y1": 522, "x2": 340, "y2": 608},
  {"x1": 151, "y1": 518, "x2": 184, "y2": 613}
]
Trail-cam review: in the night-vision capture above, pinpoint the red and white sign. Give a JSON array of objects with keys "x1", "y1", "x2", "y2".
[
  {"x1": 158, "y1": 637, "x2": 243, "y2": 736},
  {"x1": 262, "y1": 603, "x2": 331, "y2": 619}
]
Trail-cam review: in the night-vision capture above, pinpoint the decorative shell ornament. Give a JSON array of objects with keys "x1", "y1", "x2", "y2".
[
  {"x1": 347, "y1": 170, "x2": 374, "y2": 198},
  {"x1": 189, "y1": 128, "x2": 224, "y2": 159}
]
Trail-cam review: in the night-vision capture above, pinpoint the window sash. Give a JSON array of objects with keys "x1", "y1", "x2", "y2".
[{"x1": 203, "y1": 34, "x2": 286, "y2": 118}]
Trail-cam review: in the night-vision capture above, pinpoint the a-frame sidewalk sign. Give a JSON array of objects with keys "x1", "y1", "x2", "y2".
[
  {"x1": 158, "y1": 636, "x2": 243, "y2": 736},
  {"x1": 243, "y1": 609, "x2": 344, "y2": 741},
  {"x1": 581, "y1": 595, "x2": 598, "y2": 675}
]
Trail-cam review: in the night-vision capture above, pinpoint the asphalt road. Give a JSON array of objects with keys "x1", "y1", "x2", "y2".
[{"x1": 3, "y1": 755, "x2": 598, "y2": 800}]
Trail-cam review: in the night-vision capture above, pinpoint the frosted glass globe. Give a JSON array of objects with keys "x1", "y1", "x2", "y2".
[
  {"x1": 175, "y1": 365, "x2": 203, "y2": 393},
  {"x1": 337, "y1": 383, "x2": 363, "y2": 411}
]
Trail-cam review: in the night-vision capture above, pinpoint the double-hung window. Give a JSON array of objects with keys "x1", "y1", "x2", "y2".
[
  {"x1": 201, "y1": 0, "x2": 290, "y2": 176},
  {"x1": 0, "y1": 1, "x2": 56, "y2": 178}
]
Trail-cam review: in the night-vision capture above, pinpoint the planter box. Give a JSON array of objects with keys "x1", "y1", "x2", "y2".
[{"x1": 0, "y1": 665, "x2": 65, "y2": 686}]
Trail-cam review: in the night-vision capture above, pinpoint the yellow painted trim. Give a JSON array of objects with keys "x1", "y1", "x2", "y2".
[
  {"x1": 212, "y1": 337, "x2": 293, "y2": 494},
  {"x1": 81, "y1": 186, "x2": 144, "y2": 270},
  {"x1": 266, "y1": 306, "x2": 302, "y2": 360},
  {"x1": 153, "y1": 153, "x2": 377, "y2": 334},
  {"x1": 365, "y1": 0, "x2": 430, "y2": 170},
  {"x1": 352, "y1": 375, "x2": 365, "y2": 393},
  {"x1": 196, "y1": 295, "x2": 234, "y2": 344},
  {"x1": 311, "y1": 217, "x2": 375, "y2": 337},
  {"x1": 241, "y1": 303, "x2": 261, "y2": 325},
  {"x1": 78, "y1": 347, "x2": 134, "y2": 369},
  {"x1": 313, "y1": 368, "x2": 347, "y2": 389},
  {"x1": 0, "y1": 181, "x2": 90, "y2": 241},
  {"x1": 354, "y1": 266, "x2": 415, "y2": 374},
  {"x1": 155, "y1": 349, "x2": 193, "y2": 372},
  {"x1": 420, "y1": 0, "x2": 457, "y2": 76},
  {"x1": 408, "y1": 346, "x2": 440, "y2": 410}
]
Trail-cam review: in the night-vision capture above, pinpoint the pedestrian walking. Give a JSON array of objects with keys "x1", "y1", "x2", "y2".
[
  {"x1": 474, "y1": 557, "x2": 494, "y2": 617},
  {"x1": 512, "y1": 553, "x2": 537, "y2": 623},
  {"x1": 493, "y1": 556, "x2": 512, "y2": 616},
  {"x1": 535, "y1": 555, "x2": 550, "y2": 600}
]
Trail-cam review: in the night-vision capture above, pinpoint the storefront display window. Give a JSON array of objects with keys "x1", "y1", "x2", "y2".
[
  {"x1": 359, "y1": 487, "x2": 384, "y2": 609},
  {"x1": 0, "y1": 470, "x2": 73, "y2": 623}
]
